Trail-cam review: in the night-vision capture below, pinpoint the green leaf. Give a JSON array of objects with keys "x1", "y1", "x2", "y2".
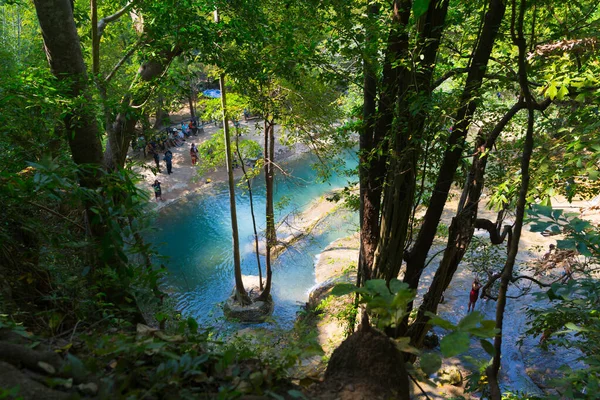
[
  {"x1": 458, "y1": 311, "x2": 483, "y2": 330},
  {"x1": 571, "y1": 218, "x2": 591, "y2": 233},
  {"x1": 65, "y1": 354, "x2": 88, "y2": 380},
  {"x1": 365, "y1": 279, "x2": 391, "y2": 297},
  {"x1": 440, "y1": 331, "x2": 470, "y2": 357},
  {"x1": 395, "y1": 337, "x2": 420, "y2": 355},
  {"x1": 564, "y1": 322, "x2": 584, "y2": 332},
  {"x1": 547, "y1": 287, "x2": 560, "y2": 301},
  {"x1": 480, "y1": 339, "x2": 495, "y2": 356},
  {"x1": 426, "y1": 312, "x2": 456, "y2": 330},
  {"x1": 529, "y1": 221, "x2": 553, "y2": 233},
  {"x1": 551, "y1": 208, "x2": 564, "y2": 221},
  {"x1": 419, "y1": 353, "x2": 441, "y2": 375},
  {"x1": 531, "y1": 204, "x2": 553, "y2": 218},
  {"x1": 330, "y1": 283, "x2": 358, "y2": 297},
  {"x1": 576, "y1": 241, "x2": 592, "y2": 257},
  {"x1": 389, "y1": 279, "x2": 408, "y2": 294},
  {"x1": 187, "y1": 317, "x2": 198, "y2": 332},
  {"x1": 547, "y1": 83, "x2": 558, "y2": 100},
  {"x1": 413, "y1": 0, "x2": 431, "y2": 18},
  {"x1": 557, "y1": 85, "x2": 569, "y2": 100}
]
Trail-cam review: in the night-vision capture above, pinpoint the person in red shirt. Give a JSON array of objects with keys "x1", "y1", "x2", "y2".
[{"x1": 468, "y1": 278, "x2": 482, "y2": 312}]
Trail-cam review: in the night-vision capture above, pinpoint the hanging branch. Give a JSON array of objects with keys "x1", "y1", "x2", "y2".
[{"x1": 97, "y1": 1, "x2": 135, "y2": 38}]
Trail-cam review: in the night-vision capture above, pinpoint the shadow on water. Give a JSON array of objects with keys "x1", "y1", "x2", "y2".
[{"x1": 148, "y1": 150, "x2": 358, "y2": 330}]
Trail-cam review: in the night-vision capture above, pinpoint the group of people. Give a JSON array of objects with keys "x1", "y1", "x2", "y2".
[
  {"x1": 144, "y1": 119, "x2": 208, "y2": 202},
  {"x1": 148, "y1": 144, "x2": 173, "y2": 175},
  {"x1": 149, "y1": 142, "x2": 203, "y2": 202},
  {"x1": 142, "y1": 118, "x2": 203, "y2": 153}
]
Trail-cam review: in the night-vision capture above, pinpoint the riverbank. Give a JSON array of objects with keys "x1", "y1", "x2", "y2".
[{"x1": 133, "y1": 118, "x2": 308, "y2": 211}]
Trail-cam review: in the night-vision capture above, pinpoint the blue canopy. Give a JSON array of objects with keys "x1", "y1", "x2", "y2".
[{"x1": 202, "y1": 89, "x2": 221, "y2": 98}]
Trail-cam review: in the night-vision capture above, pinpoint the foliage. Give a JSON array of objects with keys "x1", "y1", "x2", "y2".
[
  {"x1": 527, "y1": 204, "x2": 599, "y2": 258},
  {"x1": 464, "y1": 236, "x2": 506, "y2": 296},
  {"x1": 525, "y1": 205, "x2": 600, "y2": 398},
  {"x1": 0, "y1": 316, "x2": 313, "y2": 399},
  {"x1": 0, "y1": 154, "x2": 164, "y2": 331},
  {"x1": 331, "y1": 279, "x2": 496, "y2": 377},
  {"x1": 196, "y1": 131, "x2": 262, "y2": 176}
]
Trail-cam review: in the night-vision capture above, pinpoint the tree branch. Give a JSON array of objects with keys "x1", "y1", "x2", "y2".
[
  {"x1": 27, "y1": 201, "x2": 86, "y2": 231},
  {"x1": 97, "y1": 1, "x2": 135, "y2": 38},
  {"x1": 510, "y1": 274, "x2": 558, "y2": 287},
  {"x1": 104, "y1": 39, "x2": 142, "y2": 83},
  {"x1": 474, "y1": 218, "x2": 512, "y2": 246},
  {"x1": 432, "y1": 68, "x2": 468, "y2": 89}
]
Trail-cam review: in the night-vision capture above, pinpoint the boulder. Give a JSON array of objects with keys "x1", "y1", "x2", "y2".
[{"x1": 439, "y1": 366, "x2": 463, "y2": 386}]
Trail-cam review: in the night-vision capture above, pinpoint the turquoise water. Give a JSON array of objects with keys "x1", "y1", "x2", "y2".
[{"x1": 149, "y1": 150, "x2": 359, "y2": 328}]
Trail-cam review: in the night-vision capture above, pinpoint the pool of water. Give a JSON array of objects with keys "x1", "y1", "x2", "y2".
[{"x1": 149, "y1": 150, "x2": 359, "y2": 329}]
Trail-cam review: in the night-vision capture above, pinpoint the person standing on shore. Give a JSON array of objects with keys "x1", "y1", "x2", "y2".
[
  {"x1": 152, "y1": 180, "x2": 162, "y2": 201},
  {"x1": 164, "y1": 149, "x2": 173, "y2": 174},
  {"x1": 190, "y1": 143, "x2": 198, "y2": 166},
  {"x1": 468, "y1": 278, "x2": 482, "y2": 312}
]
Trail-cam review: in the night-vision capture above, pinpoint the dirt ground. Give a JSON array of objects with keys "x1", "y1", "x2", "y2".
[{"x1": 132, "y1": 113, "x2": 307, "y2": 210}]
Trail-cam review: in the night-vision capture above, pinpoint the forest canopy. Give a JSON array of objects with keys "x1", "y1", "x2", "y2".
[{"x1": 1, "y1": 0, "x2": 600, "y2": 398}]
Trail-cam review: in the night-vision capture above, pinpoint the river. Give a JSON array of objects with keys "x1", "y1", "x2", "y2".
[{"x1": 149, "y1": 150, "x2": 359, "y2": 329}]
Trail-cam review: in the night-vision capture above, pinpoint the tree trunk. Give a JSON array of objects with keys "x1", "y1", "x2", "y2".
[
  {"x1": 220, "y1": 74, "x2": 250, "y2": 305},
  {"x1": 258, "y1": 118, "x2": 275, "y2": 301},
  {"x1": 154, "y1": 97, "x2": 170, "y2": 129},
  {"x1": 103, "y1": 48, "x2": 181, "y2": 171},
  {"x1": 33, "y1": 0, "x2": 104, "y2": 181},
  {"x1": 235, "y1": 132, "x2": 263, "y2": 291},
  {"x1": 488, "y1": 107, "x2": 534, "y2": 398},
  {"x1": 407, "y1": 100, "x2": 527, "y2": 346},
  {"x1": 402, "y1": 0, "x2": 507, "y2": 309},
  {"x1": 357, "y1": 1, "x2": 380, "y2": 288},
  {"x1": 488, "y1": 1, "x2": 535, "y2": 395},
  {"x1": 33, "y1": 0, "x2": 145, "y2": 321},
  {"x1": 365, "y1": 0, "x2": 411, "y2": 282},
  {"x1": 91, "y1": 0, "x2": 99, "y2": 77},
  {"x1": 371, "y1": 0, "x2": 449, "y2": 285},
  {"x1": 188, "y1": 81, "x2": 195, "y2": 119}
]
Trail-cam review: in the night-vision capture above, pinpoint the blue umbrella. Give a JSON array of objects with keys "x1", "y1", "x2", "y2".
[{"x1": 202, "y1": 89, "x2": 221, "y2": 98}]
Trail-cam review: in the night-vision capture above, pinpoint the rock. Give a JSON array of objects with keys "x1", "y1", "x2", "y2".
[
  {"x1": 77, "y1": 382, "x2": 98, "y2": 396},
  {"x1": 223, "y1": 296, "x2": 274, "y2": 323},
  {"x1": 0, "y1": 361, "x2": 70, "y2": 400},
  {"x1": 237, "y1": 379, "x2": 253, "y2": 394},
  {"x1": 440, "y1": 366, "x2": 463, "y2": 386},
  {"x1": 307, "y1": 274, "x2": 355, "y2": 310},
  {"x1": 422, "y1": 332, "x2": 440, "y2": 348},
  {"x1": 222, "y1": 275, "x2": 274, "y2": 323},
  {"x1": 323, "y1": 327, "x2": 410, "y2": 398}
]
